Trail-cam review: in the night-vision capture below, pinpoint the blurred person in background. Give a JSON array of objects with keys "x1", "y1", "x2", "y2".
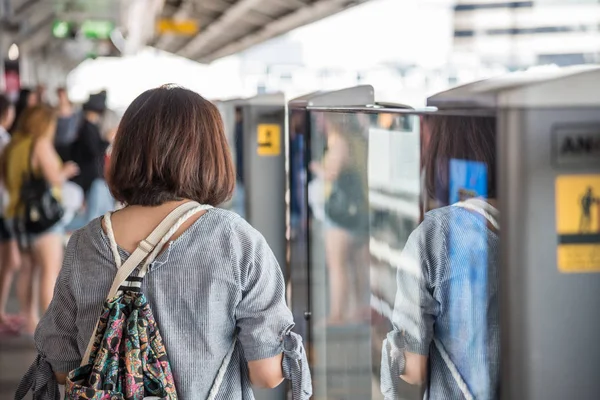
[
  {"x1": 70, "y1": 91, "x2": 110, "y2": 195},
  {"x1": 10, "y1": 88, "x2": 39, "y2": 133},
  {"x1": 66, "y1": 106, "x2": 118, "y2": 231},
  {"x1": 3, "y1": 105, "x2": 79, "y2": 334},
  {"x1": 310, "y1": 113, "x2": 369, "y2": 325},
  {"x1": 0, "y1": 94, "x2": 22, "y2": 334},
  {"x1": 54, "y1": 87, "x2": 80, "y2": 162},
  {"x1": 36, "y1": 84, "x2": 48, "y2": 105}
]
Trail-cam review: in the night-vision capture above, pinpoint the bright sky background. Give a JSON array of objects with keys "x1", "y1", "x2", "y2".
[
  {"x1": 68, "y1": 0, "x2": 456, "y2": 109},
  {"x1": 290, "y1": 0, "x2": 454, "y2": 69}
]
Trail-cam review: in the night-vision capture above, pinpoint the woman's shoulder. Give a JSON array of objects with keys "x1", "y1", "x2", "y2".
[
  {"x1": 423, "y1": 205, "x2": 477, "y2": 231},
  {"x1": 75, "y1": 209, "x2": 260, "y2": 244},
  {"x1": 204, "y1": 208, "x2": 264, "y2": 241},
  {"x1": 32, "y1": 136, "x2": 55, "y2": 155},
  {"x1": 73, "y1": 209, "x2": 268, "y2": 264}
]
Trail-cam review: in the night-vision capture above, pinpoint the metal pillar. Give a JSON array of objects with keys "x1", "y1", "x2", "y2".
[{"x1": 240, "y1": 93, "x2": 287, "y2": 400}]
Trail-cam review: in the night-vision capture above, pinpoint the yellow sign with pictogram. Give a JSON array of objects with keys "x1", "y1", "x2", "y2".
[
  {"x1": 257, "y1": 124, "x2": 281, "y2": 156},
  {"x1": 556, "y1": 174, "x2": 600, "y2": 273}
]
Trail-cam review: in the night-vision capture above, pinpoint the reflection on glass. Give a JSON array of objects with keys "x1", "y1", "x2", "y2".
[
  {"x1": 382, "y1": 116, "x2": 500, "y2": 400},
  {"x1": 232, "y1": 107, "x2": 245, "y2": 218},
  {"x1": 300, "y1": 110, "x2": 500, "y2": 399},
  {"x1": 308, "y1": 112, "x2": 371, "y2": 399},
  {"x1": 370, "y1": 114, "x2": 421, "y2": 400},
  {"x1": 310, "y1": 113, "x2": 369, "y2": 325},
  {"x1": 288, "y1": 108, "x2": 310, "y2": 341}
]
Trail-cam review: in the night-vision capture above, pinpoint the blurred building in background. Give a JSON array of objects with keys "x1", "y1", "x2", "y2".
[{"x1": 453, "y1": 0, "x2": 600, "y2": 68}]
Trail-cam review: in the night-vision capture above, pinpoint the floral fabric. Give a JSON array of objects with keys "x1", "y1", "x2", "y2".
[{"x1": 65, "y1": 291, "x2": 178, "y2": 400}]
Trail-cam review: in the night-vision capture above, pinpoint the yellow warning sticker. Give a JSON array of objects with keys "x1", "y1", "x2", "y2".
[
  {"x1": 556, "y1": 175, "x2": 600, "y2": 273},
  {"x1": 257, "y1": 124, "x2": 281, "y2": 156}
]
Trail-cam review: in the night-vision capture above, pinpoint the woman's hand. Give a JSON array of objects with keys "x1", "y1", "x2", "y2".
[
  {"x1": 401, "y1": 351, "x2": 428, "y2": 385},
  {"x1": 62, "y1": 162, "x2": 79, "y2": 180},
  {"x1": 54, "y1": 372, "x2": 67, "y2": 385}
]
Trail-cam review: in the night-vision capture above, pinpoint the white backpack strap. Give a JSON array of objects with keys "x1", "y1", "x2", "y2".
[
  {"x1": 105, "y1": 201, "x2": 210, "y2": 298},
  {"x1": 103, "y1": 213, "x2": 122, "y2": 269},
  {"x1": 453, "y1": 198, "x2": 499, "y2": 230},
  {"x1": 207, "y1": 338, "x2": 237, "y2": 400},
  {"x1": 81, "y1": 201, "x2": 212, "y2": 367},
  {"x1": 433, "y1": 338, "x2": 474, "y2": 400}
]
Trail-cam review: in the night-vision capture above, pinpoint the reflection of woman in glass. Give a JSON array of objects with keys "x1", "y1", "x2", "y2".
[
  {"x1": 310, "y1": 114, "x2": 369, "y2": 325},
  {"x1": 381, "y1": 116, "x2": 499, "y2": 399},
  {"x1": 232, "y1": 107, "x2": 245, "y2": 219}
]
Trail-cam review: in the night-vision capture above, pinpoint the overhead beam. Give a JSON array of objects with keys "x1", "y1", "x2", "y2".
[
  {"x1": 199, "y1": 0, "x2": 232, "y2": 13},
  {"x1": 176, "y1": 0, "x2": 264, "y2": 59},
  {"x1": 18, "y1": 12, "x2": 55, "y2": 52},
  {"x1": 268, "y1": 0, "x2": 308, "y2": 10},
  {"x1": 14, "y1": 0, "x2": 39, "y2": 17},
  {"x1": 124, "y1": 0, "x2": 165, "y2": 55},
  {"x1": 197, "y1": 0, "x2": 369, "y2": 63},
  {"x1": 13, "y1": 0, "x2": 52, "y2": 22},
  {"x1": 243, "y1": 10, "x2": 275, "y2": 26}
]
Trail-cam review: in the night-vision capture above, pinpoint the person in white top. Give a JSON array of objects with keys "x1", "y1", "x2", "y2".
[{"x1": 0, "y1": 94, "x2": 23, "y2": 334}]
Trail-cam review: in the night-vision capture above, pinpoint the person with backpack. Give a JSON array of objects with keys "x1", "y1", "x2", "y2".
[
  {"x1": 17, "y1": 85, "x2": 312, "y2": 400},
  {"x1": 2, "y1": 105, "x2": 79, "y2": 335}
]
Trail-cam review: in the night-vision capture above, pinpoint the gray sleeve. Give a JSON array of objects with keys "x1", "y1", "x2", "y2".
[
  {"x1": 34, "y1": 230, "x2": 82, "y2": 372},
  {"x1": 391, "y1": 217, "x2": 441, "y2": 355},
  {"x1": 230, "y1": 219, "x2": 294, "y2": 362}
]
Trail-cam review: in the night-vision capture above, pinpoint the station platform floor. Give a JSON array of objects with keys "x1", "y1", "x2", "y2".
[{"x1": 0, "y1": 294, "x2": 36, "y2": 400}]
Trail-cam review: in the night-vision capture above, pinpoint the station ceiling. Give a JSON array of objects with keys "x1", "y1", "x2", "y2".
[
  {"x1": 153, "y1": 0, "x2": 368, "y2": 63},
  {"x1": 1, "y1": 0, "x2": 369, "y2": 64}
]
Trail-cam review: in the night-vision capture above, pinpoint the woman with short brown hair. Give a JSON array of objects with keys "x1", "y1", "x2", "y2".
[
  {"x1": 107, "y1": 86, "x2": 235, "y2": 207},
  {"x1": 21, "y1": 86, "x2": 311, "y2": 399}
]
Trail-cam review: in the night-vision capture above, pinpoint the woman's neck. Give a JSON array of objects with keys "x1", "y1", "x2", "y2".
[{"x1": 124, "y1": 199, "x2": 190, "y2": 213}]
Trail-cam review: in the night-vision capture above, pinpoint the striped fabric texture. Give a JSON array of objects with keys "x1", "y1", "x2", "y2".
[
  {"x1": 381, "y1": 206, "x2": 500, "y2": 399},
  {"x1": 16, "y1": 208, "x2": 311, "y2": 399}
]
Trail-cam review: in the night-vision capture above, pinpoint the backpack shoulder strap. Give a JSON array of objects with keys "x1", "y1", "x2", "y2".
[
  {"x1": 433, "y1": 338, "x2": 474, "y2": 400},
  {"x1": 104, "y1": 201, "x2": 213, "y2": 299},
  {"x1": 81, "y1": 201, "x2": 212, "y2": 366},
  {"x1": 207, "y1": 338, "x2": 237, "y2": 400}
]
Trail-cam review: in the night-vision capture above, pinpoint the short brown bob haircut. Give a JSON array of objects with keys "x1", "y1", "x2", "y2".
[{"x1": 107, "y1": 85, "x2": 235, "y2": 207}]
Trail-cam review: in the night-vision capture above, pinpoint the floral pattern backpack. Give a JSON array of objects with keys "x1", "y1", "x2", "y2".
[{"x1": 65, "y1": 202, "x2": 236, "y2": 400}]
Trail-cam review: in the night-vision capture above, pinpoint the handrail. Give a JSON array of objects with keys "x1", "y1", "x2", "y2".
[{"x1": 305, "y1": 105, "x2": 495, "y2": 117}]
